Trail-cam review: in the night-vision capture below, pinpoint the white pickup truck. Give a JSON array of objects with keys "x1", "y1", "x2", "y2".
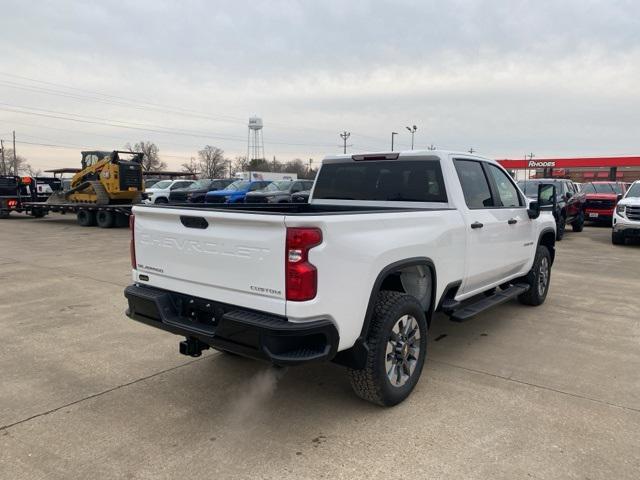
[
  {"x1": 125, "y1": 151, "x2": 557, "y2": 406},
  {"x1": 612, "y1": 180, "x2": 640, "y2": 244}
]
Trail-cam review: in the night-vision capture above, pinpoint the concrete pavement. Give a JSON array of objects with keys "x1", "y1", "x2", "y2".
[{"x1": 1, "y1": 214, "x2": 638, "y2": 479}]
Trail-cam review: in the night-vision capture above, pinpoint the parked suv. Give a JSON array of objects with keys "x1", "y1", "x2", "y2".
[
  {"x1": 143, "y1": 179, "x2": 195, "y2": 204},
  {"x1": 518, "y1": 178, "x2": 585, "y2": 240},
  {"x1": 612, "y1": 180, "x2": 640, "y2": 245},
  {"x1": 204, "y1": 179, "x2": 271, "y2": 203},
  {"x1": 244, "y1": 180, "x2": 314, "y2": 203},
  {"x1": 582, "y1": 181, "x2": 629, "y2": 223},
  {"x1": 169, "y1": 178, "x2": 234, "y2": 203}
]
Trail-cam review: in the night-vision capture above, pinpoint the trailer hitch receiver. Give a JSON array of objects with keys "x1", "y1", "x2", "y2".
[{"x1": 179, "y1": 337, "x2": 210, "y2": 357}]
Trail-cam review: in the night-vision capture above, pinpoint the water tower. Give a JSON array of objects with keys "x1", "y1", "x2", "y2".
[{"x1": 247, "y1": 116, "x2": 265, "y2": 163}]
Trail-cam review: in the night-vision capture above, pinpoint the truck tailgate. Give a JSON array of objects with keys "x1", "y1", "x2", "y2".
[{"x1": 133, "y1": 206, "x2": 287, "y2": 315}]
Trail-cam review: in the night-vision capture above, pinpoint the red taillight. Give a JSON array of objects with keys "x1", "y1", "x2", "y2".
[
  {"x1": 129, "y1": 214, "x2": 136, "y2": 269},
  {"x1": 286, "y1": 227, "x2": 322, "y2": 301},
  {"x1": 8, "y1": 199, "x2": 17, "y2": 208}
]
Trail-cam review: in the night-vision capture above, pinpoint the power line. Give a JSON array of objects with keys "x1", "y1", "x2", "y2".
[
  {"x1": 0, "y1": 71, "x2": 390, "y2": 144},
  {"x1": 0, "y1": 104, "x2": 341, "y2": 148}
]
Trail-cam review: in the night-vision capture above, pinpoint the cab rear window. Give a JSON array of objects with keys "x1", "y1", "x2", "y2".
[{"x1": 313, "y1": 160, "x2": 447, "y2": 202}]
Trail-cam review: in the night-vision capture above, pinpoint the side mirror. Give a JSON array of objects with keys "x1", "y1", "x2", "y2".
[
  {"x1": 617, "y1": 193, "x2": 623, "y2": 202},
  {"x1": 529, "y1": 183, "x2": 557, "y2": 219},
  {"x1": 565, "y1": 191, "x2": 573, "y2": 199}
]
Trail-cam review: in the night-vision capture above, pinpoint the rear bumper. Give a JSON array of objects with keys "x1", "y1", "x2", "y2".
[{"x1": 124, "y1": 284, "x2": 339, "y2": 366}]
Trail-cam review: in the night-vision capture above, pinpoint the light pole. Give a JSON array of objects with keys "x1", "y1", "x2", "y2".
[
  {"x1": 340, "y1": 131, "x2": 351, "y2": 154},
  {"x1": 391, "y1": 132, "x2": 398, "y2": 151},
  {"x1": 406, "y1": 125, "x2": 417, "y2": 149}
]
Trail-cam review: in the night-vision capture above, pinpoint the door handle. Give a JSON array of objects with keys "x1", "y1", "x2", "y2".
[
  {"x1": 471, "y1": 221, "x2": 484, "y2": 229},
  {"x1": 508, "y1": 218, "x2": 518, "y2": 225}
]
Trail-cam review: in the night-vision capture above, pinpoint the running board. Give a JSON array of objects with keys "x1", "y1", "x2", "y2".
[{"x1": 447, "y1": 283, "x2": 530, "y2": 322}]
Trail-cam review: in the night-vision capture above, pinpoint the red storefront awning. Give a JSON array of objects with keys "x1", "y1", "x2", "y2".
[{"x1": 497, "y1": 156, "x2": 640, "y2": 169}]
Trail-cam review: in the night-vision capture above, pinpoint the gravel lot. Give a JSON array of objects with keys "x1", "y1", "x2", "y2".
[{"x1": 1, "y1": 214, "x2": 639, "y2": 479}]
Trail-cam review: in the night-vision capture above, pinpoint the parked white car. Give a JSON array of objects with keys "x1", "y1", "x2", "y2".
[
  {"x1": 612, "y1": 180, "x2": 640, "y2": 245},
  {"x1": 143, "y1": 179, "x2": 195, "y2": 204},
  {"x1": 125, "y1": 150, "x2": 557, "y2": 405}
]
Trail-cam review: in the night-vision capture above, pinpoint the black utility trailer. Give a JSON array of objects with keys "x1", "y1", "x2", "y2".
[{"x1": 18, "y1": 201, "x2": 133, "y2": 228}]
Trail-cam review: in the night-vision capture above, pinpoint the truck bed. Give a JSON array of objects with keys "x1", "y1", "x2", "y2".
[{"x1": 138, "y1": 202, "x2": 449, "y2": 216}]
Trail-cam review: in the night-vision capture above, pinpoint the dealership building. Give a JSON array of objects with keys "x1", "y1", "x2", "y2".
[{"x1": 497, "y1": 156, "x2": 640, "y2": 183}]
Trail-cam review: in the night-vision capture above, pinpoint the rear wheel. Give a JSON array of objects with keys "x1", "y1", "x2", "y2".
[
  {"x1": 154, "y1": 197, "x2": 168, "y2": 204},
  {"x1": 518, "y1": 245, "x2": 551, "y2": 306},
  {"x1": 348, "y1": 291, "x2": 428, "y2": 406},
  {"x1": 76, "y1": 209, "x2": 96, "y2": 227},
  {"x1": 0, "y1": 210, "x2": 10, "y2": 219},
  {"x1": 30, "y1": 208, "x2": 46, "y2": 218},
  {"x1": 612, "y1": 231, "x2": 625, "y2": 245},
  {"x1": 96, "y1": 210, "x2": 115, "y2": 228}
]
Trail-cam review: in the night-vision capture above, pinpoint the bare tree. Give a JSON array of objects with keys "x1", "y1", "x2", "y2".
[
  {"x1": 181, "y1": 157, "x2": 199, "y2": 176},
  {"x1": 25, "y1": 164, "x2": 42, "y2": 177},
  {"x1": 232, "y1": 155, "x2": 248, "y2": 175},
  {"x1": 1, "y1": 148, "x2": 33, "y2": 176},
  {"x1": 198, "y1": 145, "x2": 227, "y2": 178},
  {"x1": 125, "y1": 141, "x2": 166, "y2": 172},
  {"x1": 283, "y1": 158, "x2": 308, "y2": 178}
]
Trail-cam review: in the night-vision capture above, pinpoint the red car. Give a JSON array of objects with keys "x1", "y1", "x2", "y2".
[{"x1": 582, "y1": 182, "x2": 629, "y2": 222}]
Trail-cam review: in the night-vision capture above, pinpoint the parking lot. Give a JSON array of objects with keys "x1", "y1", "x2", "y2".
[{"x1": 1, "y1": 215, "x2": 638, "y2": 479}]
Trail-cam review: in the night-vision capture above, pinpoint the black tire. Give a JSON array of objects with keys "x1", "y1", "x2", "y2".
[
  {"x1": 96, "y1": 210, "x2": 115, "y2": 228},
  {"x1": 571, "y1": 211, "x2": 584, "y2": 232},
  {"x1": 518, "y1": 245, "x2": 552, "y2": 306},
  {"x1": 154, "y1": 197, "x2": 168, "y2": 204},
  {"x1": 612, "y1": 231, "x2": 625, "y2": 245},
  {"x1": 114, "y1": 212, "x2": 129, "y2": 228},
  {"x1": 348, "y1": 291, "x2": 428, "y2": 407},
  {"x1": 30, "y1": 208, "x2": 46, "y2": 218},
  {"x1": 556, "y1": 214, "x2": 565, "y2": 241},
  {"x1": 76, "y1": 209, "x2": 96, "y2": 227},
  {"x1": 0, "y1": 210, "x2": 10, "y2": 219}
]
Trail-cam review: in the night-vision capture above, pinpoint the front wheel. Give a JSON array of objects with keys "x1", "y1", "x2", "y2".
[
  {"x1": 572, "y1": 211, "x2": 584, "y2": 232},
  {"x1": 612, "y1": 231, "x2": 625, "y2": 245},
  {"x1": 518, "y1": 245, "x2": 552, "y2": 306},
  {"x1": 348, "y1": 291, "x2": 428, "y2": 406},
  {"x1": 154, "y1": 197, "x2": 168, "y2": 204}
]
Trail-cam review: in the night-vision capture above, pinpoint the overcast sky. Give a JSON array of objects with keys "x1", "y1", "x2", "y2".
[{"x1": 1, "y1": 0, "x2": 640, "y2": 171}]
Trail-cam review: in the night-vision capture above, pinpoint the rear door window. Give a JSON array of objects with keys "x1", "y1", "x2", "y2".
[
  {"x1": 454, "y1": 160, "x2": 494, "y2": 208},
  {"x1": 486, "y1": 164, "x2": 523, "y2": 207},
  {"x1": 313, "y1": 160, "x2": 447, "y2": 202}
]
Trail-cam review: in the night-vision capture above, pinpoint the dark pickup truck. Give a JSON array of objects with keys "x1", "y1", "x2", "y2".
[
  {"x1": 0, "y1": 176, "x2": 45, "y2": 218},
  {"x1": 518, "y1": 178, "x2": 585, "y2": 240}
]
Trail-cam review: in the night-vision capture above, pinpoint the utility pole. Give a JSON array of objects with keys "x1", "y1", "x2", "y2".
[
  {"x1": 468, "y1": 147, "x2": 475, "y2": 154},
  {"x1": 391, "y1": 132, "x2": 398, "y2": 151},
  {"x1": 406, "y1": 125, "x2": 417, "y2": 149},
  {"x1": 428, "y1": 144, "x2": 436, "y2": 150},
  {"x1": 339, "y1": 131, "x2": 350, "y2": 154},
  {"x1": 12, "y1": 131, "x2": 17, "y2": 175},
  {"x1": 0, "y1": 139, "x2": 5, "y2": 176}
]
